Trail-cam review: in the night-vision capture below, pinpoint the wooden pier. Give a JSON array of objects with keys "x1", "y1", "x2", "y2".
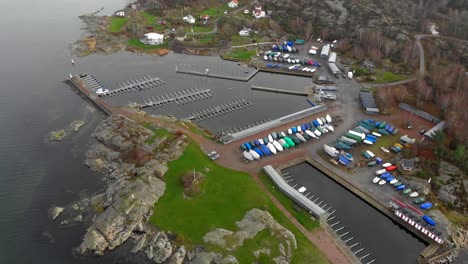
[
  {"x1": 68, "y1": 74, "x2": 116, "y2": 116},
  {"x1": 251, "y1": 85, "x2": 310, "y2": 96},
  {"x1": 140, "y1": 88, "x2": 212, "y2": 109},
  {"x1": 187, "y1": 99, "x2": 253, "y2": 121},
  {"x1": 99, "y1": 75, "x2": 164, "y2": 97},
  {"x1": 175, "y1": 66, "x2": 259, "y2": 82}
]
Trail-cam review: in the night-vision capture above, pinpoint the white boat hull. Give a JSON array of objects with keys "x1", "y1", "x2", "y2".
[
  {"x1": 287, "y1": 129, "x2": 292, "y2": 135},
  {"x1": 313, "y1": 129, "x2": 321, "y2": 137},
  {"x1": 272, "y1": 141, "x2": 283, "y2": 152},
  {"x1": 243, "y1": 151, "x2": 254, "y2": 161},
  {"x1": 324, "y1": 144, "x2": 339, "y2": 157},
  {"x1": 372, "y1": 132, "x2": 382, "y2": 137},
  {"x1": 379, "y1": 180, "x2": 386, "y2": 185},
  {"x1": 325, "y1": 124, "x2": 334, "y2": 132},
  {"x1": 267, "y1": 143, "x2": 277, "y2": 155},
  {"x1": 296, "y1": 133, "x2": 307, "y2": 142},
  {"x1": 297, "y1": 126, "x2": 302, "y2": 132},
  {"x1": 409, "y1": 192, "x2": 419, "y2": 198},
  {"x1": 390, "y1": 179, "x2": 398, "y2": 184},
  {"x1": 268, "y1": 134, "x2": 273, "y2": 143},
  {"x1": 326, "y1": 114, "x2": 332, "y2": 123},
  {"x1": 382, "y1": 163, "x2": 392, "y2": 168},
  {"x1": 363, "y1": 140, "x2": 373, "y2": 145},
  {"x1": 259, "y1": 139, "x2": 264, "y2": 145},
  {"x1": 373, "y1": 177, "x2": 380, "y2": 183},
  {"x1": 305, "y1": 130, "x2": 317, "y2": 138},
  {"x1": 249, "y1": 150, "x2": 260, "y2": 160},
  {"x1": 317, "y1": 118, "x2": 323, "y2": 125}
]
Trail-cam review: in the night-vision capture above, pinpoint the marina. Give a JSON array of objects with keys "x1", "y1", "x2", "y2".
[{"x1": 140, "y1": 87, "x2": 213, "y2": 108}]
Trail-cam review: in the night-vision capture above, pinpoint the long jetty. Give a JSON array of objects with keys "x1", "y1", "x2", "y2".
[
  {"x1": 187, "y1": 99, "x2": 253, "y2": 121},
  {"x1": 68, "y1": 74, "x2": 116, "y2": 116},
  {"x1": 100, "y1": 75, "x2": 164, "y2": 97},
  {"x1": 175, "y1": 66, "x2": 259, "y2": 82},
  {"x1": 140, "y1": 88, "x2": 212, "y2": 109},
  {"x1": 251, "y1": 85, "x2": 309, "y2": 96}
]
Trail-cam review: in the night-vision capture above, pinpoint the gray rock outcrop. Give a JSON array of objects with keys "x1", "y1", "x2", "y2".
[
  {"x1": 49, "y1": 206, "x2": 64, "y2": 220},
  {"x1": 73, "y1": 115, "x2": 189, "y2": 259}
]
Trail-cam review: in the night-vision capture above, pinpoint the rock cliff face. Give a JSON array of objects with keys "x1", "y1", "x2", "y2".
[{"x1": 51, "y1": 115, "x2": 189, "y2": 259}]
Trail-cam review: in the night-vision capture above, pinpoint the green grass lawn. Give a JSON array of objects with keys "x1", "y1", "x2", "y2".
[
  {"x1": 150, "y1": 141, "x2": 329, "y2": 263},
  {"x1": 190, "y1": 25, "x2": 213, "y2": 33},
  {"x1": 109, "y1": 17, "x2": 128, "y2": 33},
  {"x1": 199, "y1": 4, "x2": 228, "y2": 17},
  {"x1": 128, "y1": 38, "x2": 168, "y2": 50},
  {"x1": 224, "y1": 49, "x2": 256, "y2": 61},
  {"x1": 259, "y1": 172, "x2": 320, "y2": 231},
  {"x1": 374, "y1": 71, "x2": 408, "y2": 83},
  {"x1": 141, "y1": 12, "x2": 168, "y2": 31}
]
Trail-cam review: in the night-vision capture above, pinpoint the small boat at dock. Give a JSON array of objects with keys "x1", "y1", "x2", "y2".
[
  {"x1": 268, "y1": 134, "x2": 273, "y2": 142},
  {"x1": 243, "y1": 151, "x2": 254, "y2": 161},
  {"x1": 420, "y1": 202, "x2": 432, "y2": 210},
  {"x1": 380, "y1": 147, "x2": 390, "y2": 153},
  {"x1": 326, "y1": 114, "x2": 332, "y2": 123},
  {"x1": 379, "y1": 180, "x2": 386, "y2": 185},
  {"x1": 324, "y1": 144, "x2": 339, "y2": 157},
  {"x1": 373, "y1": 176, "x2": 380, "y2": 183},
  {"x1": 324, "y1": 123, "x2": 334, "y2": 132},
  {"x1": 410, "y1": 192, "x2": 419, "y2": 198},
  {"x1": 390, "y1": 179, "x2": 398, "y2": 184}
]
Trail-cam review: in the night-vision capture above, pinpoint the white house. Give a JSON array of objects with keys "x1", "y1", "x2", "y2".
[
  {"x1": 239, "y1": 29, "x2": 250, "y2": 37},
  {"x1": 183, "y1": 15, "x2": 195, "y2": 24},
  {"x1": 228, "y1": 0, "x2": 238, "y2": 8},
  {"x1": 253, "y1": 5, "x2": 266, "y2": 19},
  {"x1": 115, "y1": 11, "x2": 125, "y2": 17},
  {"x1": 429, "y1": 23, "x2": 439, "y2": 35},
  {"x1": 140, "y1": 33, "x2": 164, "y2": 45}
]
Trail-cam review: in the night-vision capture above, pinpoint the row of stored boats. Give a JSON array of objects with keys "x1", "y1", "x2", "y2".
[
  {"x1": 373, "y1": 166, "x2": 430, "y2": 208},
  {"x1": 240, "y1": 114, "x2": 334, "y2": 161}
]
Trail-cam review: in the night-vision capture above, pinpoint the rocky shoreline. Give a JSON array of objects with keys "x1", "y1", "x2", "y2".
[{"x1": 50, "y1": 115, "x2": 297, "y2": 263}]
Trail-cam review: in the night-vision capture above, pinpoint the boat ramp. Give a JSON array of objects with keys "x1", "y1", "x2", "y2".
[
  {"x1": 140, "y1": 88, "x2": 213, "y2": 109},
  {"x1": 186, "y1": 99, "x2": 253, "y2": 121},
  {"x1": 99, "y1": 75, "x2": 164, "y2": 97},
  {"x1": 175, "y1": 66, "x2": 259, "y2": 82}
]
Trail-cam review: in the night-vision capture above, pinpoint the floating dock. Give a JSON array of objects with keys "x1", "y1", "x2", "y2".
[
  {"x1": 140, "y1": 88, "x2": 212, "y2": 109},
  {"x1": 99, "y1": 75, "x2": 164, "y2": 97},
  {"x1": 187, "y1": 99, "x2": 253, "y2": 121},
  {"x1": 175, "y1": 66, "x2": 259, "y2": 82},
  {"x1": 251, "y1": 85, "x2": 310, "y2": 96}
]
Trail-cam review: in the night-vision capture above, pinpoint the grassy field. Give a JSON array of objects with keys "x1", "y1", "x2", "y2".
[
  {"x1": 224, "y1": 48, "x2": 256, "y2": 61},
  {"x1": 199, "y1": 4, "x2": 228, "y2": 17},
  {"x1": 190, "y1": 25, "x2": 213, "y2": 33},
  {"x1": 374, "y1": 71, "x2": 408, "y2": 83},
  {"x1": 127, "y1": 38, "x2": 168, "y2": 50},
  {"x1": 150, "y1": 141, "x2": 329, "y2": 263},
  {"x1": 109, "y1": 17, "x2": 128, "y2": 33},
  {"x1": 142, "y1": 12, "x2": 169, "y2": 31},
  {"x1": 259, "y1": 172, "x2": 320, "y2": 231}
]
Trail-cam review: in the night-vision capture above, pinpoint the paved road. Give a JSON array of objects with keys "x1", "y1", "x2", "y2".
[{"x1": 414, "y1": 34, "x2": 468, "y2": 78}]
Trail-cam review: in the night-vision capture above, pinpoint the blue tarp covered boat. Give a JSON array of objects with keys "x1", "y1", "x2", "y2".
[
  {"x1": 396, "y1": 185, "x2": 406, "y2": 190},
  {"x1": 338, "y1": 154, "x2": 350, "y2": 166},
  {"x1": 253, "y1": 147, "x2": 264, "y2": 157},
  {"x1": 292, "y1": 127, "x2": 297, "y2": 133},
  {"x1": 388, "y1": 126, "x2": 394, "y2": 133},
  {"x1": 313, "y1": 120, "x2": 319, "y2": 127},
  {"x1": 301, "y1": 124, "x2": 306, "y2": 131},
  {"x1": 420, "y1": 202, "x2": 433, "y2": 210},
  {"x1": 423, "y1": 215, "x2": 436, "y2": 226},
  {"x1": 254, "y1": 139, "x2": 260, "y2": 146},
  {"x1": 304, "y1": 123, "x2": 311, "y2": 130},
  {"x1": 385, "y1": 124, "x2": 390, "y2": 130},
  {"x1": 365, "y1": 137, "x2": 377, "y2": 143},
  {"x1": 375, "y1": 121, "x2": 381, "y2": 128},
  {"x1": 260, "y1": 144, "x2": 271, "y2": 156}
]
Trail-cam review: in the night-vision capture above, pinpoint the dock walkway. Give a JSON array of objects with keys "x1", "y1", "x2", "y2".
[
  {"x1": 187, "y1": 99, "x2": 253, "y2": 121},
  {"x1": 100, "y1": 75, "x2": 164, "y2": 97},
  {"x1": 140, "y1": 88, "x2": 212, "y2": 109},
  {"x1": 176, "y1": 66, "x2": 259, "y2": 82},
  {"x1": 251, "y1": 85, "x2": 309, "y2": 96}
]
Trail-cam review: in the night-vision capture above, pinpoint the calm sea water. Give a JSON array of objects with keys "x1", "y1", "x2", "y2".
[{"x1": 0, "y1": 0, "x2": 427, "y2": 263}]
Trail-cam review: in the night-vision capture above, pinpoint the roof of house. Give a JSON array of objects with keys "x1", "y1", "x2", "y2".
[{"x1": 144, "y1": 33, "x2": 164, "y2": 39}]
